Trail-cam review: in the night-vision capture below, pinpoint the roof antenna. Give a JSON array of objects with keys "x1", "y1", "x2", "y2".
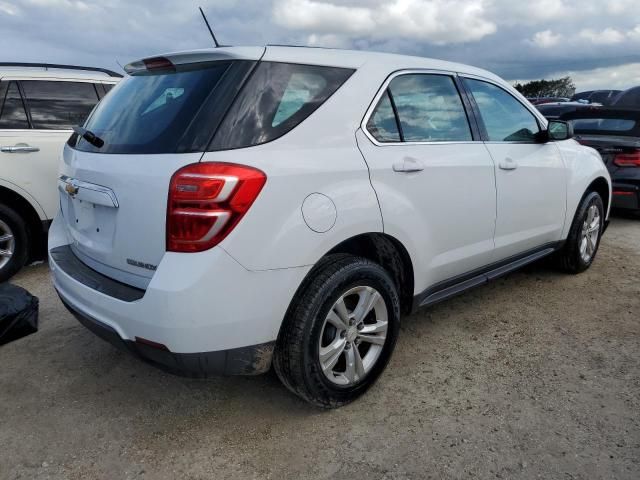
[{"x1": 199, "y1": 6, "x2": 220, "y2": 47}]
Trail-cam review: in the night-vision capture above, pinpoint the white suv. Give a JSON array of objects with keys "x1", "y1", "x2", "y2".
[
  {"x1": 0, "y1": 63, "x2": 120, "y2": 281},
  {"x1": 48, "y1": 47, "x2": 611, "y2": 407}
]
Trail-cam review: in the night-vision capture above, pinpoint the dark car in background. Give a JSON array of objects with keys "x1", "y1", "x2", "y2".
[
  {"x1": 571, "y1": 90, "x2": 622, "y2": 106},
  {"x1": 560, "y1": 109, "x2": 640, "y2": 214},
  {"x1": 613, "y1": 86, "x2": 640, "y2": 108}
]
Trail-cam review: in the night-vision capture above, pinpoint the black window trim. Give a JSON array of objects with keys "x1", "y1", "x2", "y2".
[
  {"x1": 361, "y1": 69, "x2": 481, "y2": 146},
  {"x1": 0, "y1": 80, "x2": 32, "y2": 129},
  {"x1": 459, "y1": 74, "x2": 548, "y2": 144},
  {"x1": 386, "y1": 88, "x2": 405, "y2": 142}
]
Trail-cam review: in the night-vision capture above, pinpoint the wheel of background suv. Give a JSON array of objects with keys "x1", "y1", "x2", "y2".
[
  {"x1": 0, "y1": 204, "x2": 29, "y2": 283},
  {"x1": 556, "y1": 191, "x2": 604, "y2": 274},
  {"x1": 273, "y1": 254, "x2": 401, "y2": 408}
]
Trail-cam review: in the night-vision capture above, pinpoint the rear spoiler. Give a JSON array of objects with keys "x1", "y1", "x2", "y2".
[
  {"x1": 559, "y1": 107, "x2": 640, "y2": 122},
  {"x1": 125, "y1": 47, "x2": 265, "y2": 74}
]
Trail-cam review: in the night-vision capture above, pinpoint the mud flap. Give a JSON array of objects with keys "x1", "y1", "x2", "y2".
[{"x1": 0, "y1": 283, "x2": 39, "y2": 345}]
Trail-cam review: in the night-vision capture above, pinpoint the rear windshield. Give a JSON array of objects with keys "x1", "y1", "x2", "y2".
[
  {"x1": 569, "y1": 118, "x2": 636, "y2": 133},
  {"x1": 69, "y1": 61, "x2": 255, "y2": 154},
  {"x1": 561, "y1": 109, "x2": 640, "y2": 137},
  {"x1": 69, "y1": 61, "x2": 354, "y2": 154}
]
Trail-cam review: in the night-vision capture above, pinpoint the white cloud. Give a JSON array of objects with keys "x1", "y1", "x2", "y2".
[
  {"x1": 274, "y1": 0, "x2": 496, "y2": 45},
  {"x1": 579, "y1": 28, "x2": 626, "y2": 45},
  {"x1": 567, "y1": 62, "x2": 640, "y2": 91},
  {"x1": 0, "y1": 1, "x2": 20, "y2": 15},
  {"x1": 514, "y1": 63, "x2": 640, "y2": 91},
  {"x1": 490, "y1": 0, "x2": 570, "y2": 25},
  {"x1": 530, "y1": 30, "x2": 563, "y2": 48},
  {"x1": 628, "y1": 25, "x2": 640, "y2": 41}
]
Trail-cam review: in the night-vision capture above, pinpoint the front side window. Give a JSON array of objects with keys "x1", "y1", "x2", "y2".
[
  {"x1": 0, "y1": 81, "x2": 29, "y2": 129},
  {"x1": 366, "y1": 91, "x2": 401, "y2": 142},
  {"x1": 464, "y1": 79, "x2": 540, "y2": 142},
  {"x1": 210, "y1": 62, "x2": 354, "y2": 150},
  {"x1": 386, "y1": 74, "x2": 472, "y2": 142},
  {"x1": 21, "y1": 81, "x2": 99, "y2": 130}
]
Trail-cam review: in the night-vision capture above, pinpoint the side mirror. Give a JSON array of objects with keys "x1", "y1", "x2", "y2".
[{"x1": 547, "y1": 120, "x2": 574, "y2": 141}]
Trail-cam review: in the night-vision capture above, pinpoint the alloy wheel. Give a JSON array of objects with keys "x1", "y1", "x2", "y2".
[
  {"x1": 319, "y1": 285, "x2": 388, "y2": 386},
  {"x1": 0, "y1": 219, "x2": 15, "y2": 270},
  {"x1": 579, "y1": 204, "x2": 601, "y2": 263}
]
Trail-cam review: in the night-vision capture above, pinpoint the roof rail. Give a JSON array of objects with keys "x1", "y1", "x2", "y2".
[{"x1": 0, "y1": 62, "x2": 123, "y2": 78}]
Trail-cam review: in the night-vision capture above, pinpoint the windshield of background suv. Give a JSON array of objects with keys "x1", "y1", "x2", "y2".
[{"x1": 69, "y1": 61, "x2": 254, "y2": 154}]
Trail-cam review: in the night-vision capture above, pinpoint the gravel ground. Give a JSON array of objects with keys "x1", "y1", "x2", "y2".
[{"x1": 1, "y1": 217, "x2": 639, "y2": 480}]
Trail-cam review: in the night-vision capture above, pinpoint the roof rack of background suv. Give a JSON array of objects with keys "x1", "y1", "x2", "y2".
[{"x1": 0, "y1": 62, "x2": 123, "y2": 78}]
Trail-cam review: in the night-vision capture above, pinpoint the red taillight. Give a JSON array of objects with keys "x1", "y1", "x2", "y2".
[
  {"x1": 613, "y1": 151, "x2": 640, "y2": 167},
  {"x1": 167, "y1": 162, "x2": 266, "y2": 253}
]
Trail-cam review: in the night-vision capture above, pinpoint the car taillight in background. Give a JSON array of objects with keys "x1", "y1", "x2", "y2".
[
  {"x1": 167, "y1": 162, "x2": 266, "y2": 253},
  {"x1": 613, "y1": 150, "x2": 640, "y2": 167}
]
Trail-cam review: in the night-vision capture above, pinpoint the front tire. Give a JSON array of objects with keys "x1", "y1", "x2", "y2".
[
  {"x1": 556, "y1": 191, "x2": 604, "y2": 273},
  {"x1": 0, "y1": 204, "x2": 29, "y2": 282},
  {"x1": 273, "y1": 254, "x2": 401, "y2": 408}
]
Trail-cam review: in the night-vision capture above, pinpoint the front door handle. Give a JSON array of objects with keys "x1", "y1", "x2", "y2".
[
  {"x1": 393, "y1": 157, "x2": 425, "y2": 173},
  {"x1": 0, "y1": 143, "x2": 40, "y2": 153},
  {"x1": 499, "y1": 157, "x2": 518, "y2": 170}
]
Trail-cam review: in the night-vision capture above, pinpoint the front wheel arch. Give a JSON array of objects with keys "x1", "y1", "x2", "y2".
[{"x1": 586, "y1": 177, "x2": 610, "y2": 215}]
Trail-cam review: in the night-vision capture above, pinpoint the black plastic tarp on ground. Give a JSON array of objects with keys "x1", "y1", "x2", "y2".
[{"x1": 0, "y1": 283, "x2": 38, "y2": 345}]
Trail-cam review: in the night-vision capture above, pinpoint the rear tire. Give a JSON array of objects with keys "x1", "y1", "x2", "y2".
[
  {"x1": 555, "y1": 191, "x2": 604, "y2": 274},
  {"x1": 273, "y1": 254, "x2": 400, "y2": 408},
  {"x1": 0, "y1": 203, "x2": 29, "y2": 282}
]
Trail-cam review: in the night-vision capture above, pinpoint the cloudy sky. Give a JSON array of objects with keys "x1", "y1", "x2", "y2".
[{"x1": 2, "y1": 0, "x2": 640, "y2": 91}]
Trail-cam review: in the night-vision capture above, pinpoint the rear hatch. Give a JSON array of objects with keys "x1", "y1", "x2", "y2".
[
  {"x1": 59, "y1": 48, "x2": 263, "y2": 289},
  {"x1": 560, "y1": 108, "x2": 640, "y2": 170}
]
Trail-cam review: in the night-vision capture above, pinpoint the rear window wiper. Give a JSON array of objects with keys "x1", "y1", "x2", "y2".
[{"x1": 73, "y1": 126, "x2": 105, "y2": 148}]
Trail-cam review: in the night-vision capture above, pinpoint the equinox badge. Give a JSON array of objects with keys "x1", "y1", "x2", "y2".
[{"x1": 127, "y1": 258, "x2": 157, "y2": 271}]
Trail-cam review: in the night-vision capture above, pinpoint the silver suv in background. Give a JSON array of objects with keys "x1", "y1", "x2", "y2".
[{"x1": 0, "y1": 63, "x2": 120, "y2": 281}]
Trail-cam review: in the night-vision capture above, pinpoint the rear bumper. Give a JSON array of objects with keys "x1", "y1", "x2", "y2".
[
  {"x1": 48, "y1": 214, "x2": 311, "y2": 376},
  {"x1": 59, "y1": 294, "x2": 274, "y2": 377}
]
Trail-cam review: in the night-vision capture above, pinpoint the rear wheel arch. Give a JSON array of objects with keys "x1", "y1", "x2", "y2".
[{"x1": 323, "y1": 233, "x2": 415, "y2": 315}]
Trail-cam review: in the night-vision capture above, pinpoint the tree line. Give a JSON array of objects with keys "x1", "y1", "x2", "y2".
[{"x1": 513, "y1": 76, "x2": 576, "y2": 98}]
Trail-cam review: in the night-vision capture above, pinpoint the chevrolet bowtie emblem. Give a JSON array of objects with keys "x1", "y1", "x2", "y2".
[{"x1": 65, "y1": 183, "x2": 79, "y2": 196}]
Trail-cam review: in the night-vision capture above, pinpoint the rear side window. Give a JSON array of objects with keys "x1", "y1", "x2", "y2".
[
  {"x1": 385, "y1": 74, "x2": 472, "y2": 142},
  {"x1": 464, "y1": 79, "x2": 540, "y2": 142},
  {"x1": 0, "y1": 81, "x2": 29, "y2": 129},
  {"x1": 366, "y1": 91, "x2": 401, "y2": 142},
  {"x1": 210, "y1": 62, "x2": 354, "y2": 150},
  {"x1": 21, "y1": 81, "x2": 99, "y2": 129}
]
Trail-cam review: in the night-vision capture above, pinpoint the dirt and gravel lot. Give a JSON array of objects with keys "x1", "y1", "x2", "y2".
[{"x1": 1, "y1": 217, "x2": 639, "y2": 480}]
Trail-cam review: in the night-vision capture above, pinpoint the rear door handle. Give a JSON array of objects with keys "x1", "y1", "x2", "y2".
[
  {"x1": 0, "y1": 144, "x2": 40, "y2": 153},
  {"x1": 393, "y1": 157, "x2": 425, "y2": 173},
  {"x1": 499, "y1": 157, "x2": 518, "y2": 170}
]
